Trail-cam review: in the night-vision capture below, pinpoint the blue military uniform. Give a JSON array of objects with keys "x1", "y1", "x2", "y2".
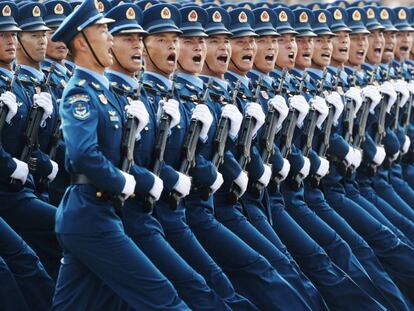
[
  {"x1": 105, "y1": 4, "x2": 242, "y2": 310},
  {"x1": 50, "y1": 1, "x2": 188, "y2": 309}
]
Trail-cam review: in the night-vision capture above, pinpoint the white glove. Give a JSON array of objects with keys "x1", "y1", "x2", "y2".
[
  {"x1": 221, "y1": 104, "x2": 243, "y2": 139},
  {"x1": 157, "y1": 99, "x2": 180, "y2": 129},
  {"x1": 268, "y1": 95, "x2": 289, "y2": 129},
  {"x1": 379, "y1": 81, "x2": 397, "y2": 113},
  {"x1": 33, "y1": 92, "x2": 53, "y2": 125},
  {"x1": 278, "y1": 158, "x2": 290, "y2": 182},
  {"x1": 407, "y1": 80, "x2": 414, "y2": 95},
  {"x1": 393, "y1": 79, "x2": 409, "y2": 107},
  {"x1": 402, "y1": 135, "x2": 411, "y2": 154},
  {"x1": 326, "y1": 91, "x2": 345, "y2": 125},
  {"x1": 173, "y1": 172, "x2": 191, "y2": 198},
  {"x1": 245, "y1": 102, "x2": 265, "y2": 137},
  {"x1": 47, "y1": 160, "x2": 59, "y2": 182},
  {"x1": 121, "y1": 171, "x2": 136, "y2": 199},
  {"x1": 289, "y1": 95, "x2": 309, "y2": 127},
  {"x1": 0, "y1": 91, "x2": 18, "y2": 123},
  {"x1": 125, "y1": 100, "x2": 149, "y2": 138},
  {"x1": 192, "y1": 104, "x2": 213, "y2": 141},
  {"x1": 344, "y1": 147, "x2": 356, "y2": 167},
  {"x1": 311, "y1": 96, "x2": 329, "y2": 129},
  {"x1": 10, "y1": 158, "x2": 29, "y2": 184},
  {"x1": 258, "y1": 164, "x2": 272, "y2": 187},
  {"x1": 299, "y1": 156, "x2": 310, "y2": 179},
  {"x1": 234, "y1": 171, "x2": 248, "y2": 197},
  {"x1": 362, "y1": 85, "x2": 381, "y2": 113},
  {"x1": 372, "y1": 146, "x2": 386, "y2": 165},
  {"x1": 352, "y1": 148, "x2": 362, "y2": 168},
  {"x1": 210, "y1": 171, "x2": 223, "y2": 194},
  {"x1": 345, "y1": 87, "x2": 363, "y2": 118},
  {"x1": 316, "y1": 157, "x2": 330, "y2": 178},
  {"x1": 390, "y1": 151, "x2": 400, "y2": 161},
  {"x1": 149, "y1": 174, "x2": 163, "y2": 201}
]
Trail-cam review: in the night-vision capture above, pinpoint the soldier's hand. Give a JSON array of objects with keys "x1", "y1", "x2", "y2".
[
  {"x1": 326, "y1": 92, "x2": 345, "y2": 125},
  {"x1": 210, "y1": 171, "x2": 223, "y2": 194},
  {"x1": 245, "y1": 102, "x2": 265, "y2": 136},
  {"x1": 268, "y1": 95, "x2": 289, "y2": 128},
  {"x1": 173, "y1": 172, "x2": 191, "y2": 198},
  {"x1": 392, "y1": 79, "x2": 409, "y2": 107},
  {"x1": 149, "y1": 174, "x2": 163, "y2": 201},
  {"x1": 47, "y1": 160, "x2": 59, "y2": 181},
  {"x1": 344, "y1": 87, "x2": 362, "y2": 117},
  {"x1": 277, "y1": 158, "x2": 290, "y2": 182},
  {"x1": 258, "y1": 164, "x2": 272, "y2": 187},
  {"x1": 378, "y1": 82, "x2": 397, "y2": 113},
  {"x1": 289, "y1": 95, "x2": 309, "y2": 127},
  {"x1": 126, "y1": 100, "x2": 149, "y2": 138},
  {"x1": 311, "y1": 96, "x2": 329, "y2": 129},
  {"x1": 121, "y1": 171, "x2": 136, "y2": 199},
  {"x1": 352, "y1": 148, "x2": 362, "y2": 168},
  {"x1": 11, "y1": 158, "x2": 29, "y2": 184},
  {"x1": 158, "y1": 99, "x2": 180, "y2": 129},
  {"x1": 221, "y1": 104, "x2": 242, "y2": 139},
  {"x1": 0, "y1": 91, "x2": 18, "y2": 123},
  {"x1": 316, "y1": 157, "x2": 329, "y2": 178},
  {"x1": 373, "y1": 146, "x2": 386, "y2": 165},
  {"x1": 299, "y1": 156, "x2": 310, "y2": 178},
  {"x1": 33, "y1": 92, "x2": 53, "y2": 126},
  {"x1": 192, "y1": 104, "x2": 213, "y2": 141},
  {"x1": 234, "y1": 171, "x2": 248, "y2": 196},
  {"x1": 362, "y1": 85, "x2": 381, "y2": 113},
  {"x1": 402, "y1": 135, "x2": 411, "y2": 155}
]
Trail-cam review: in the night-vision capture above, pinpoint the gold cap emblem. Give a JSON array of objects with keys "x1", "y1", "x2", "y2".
[
  {"x1": 367, "y1": 8, "x2": 375, "y2": 19},
  {"x1": 54, "y1": 3, "x2": 64, "y2": 14},
  {"x1": 380, "y1": 9, "x2": 389, "y2": 20},
  {"x1": 144, "y1": 2, "x2": 152, "y2": 10},
  {"x1": 126, "y1": 7, "x2": 135, "y2": 20},
  {"x1": 212, "y1": 11, "x2": 222, "y2": 23},
  {"x1": 2, "y1": 5, "x2": 11, "y2": 17},
  {"x1": 352, "y1": 10, "x2": 361, "y2": 21},
  {"x1": 32, "y1": 6, "x2": 41, "y2": 17},
  {"x1": 334, "y1": 9, "x2": 342, "y2": 20},
  {"x1": 260, "y1": 11, "x2": 270, "y2": 23},
  {"x1": 318, "y1": 12, "x2": 326, "y2": 23},
  {"x1": 299, "y1": 12, "x2": 308, "y2": 23},
  {"x1": 97, "y1": 1, "x2": 105, "y2": 13},
  {"x1": 188, "y1": 10, "x2": 198, "y2": 22},
  {"x1": 161, "y1": 7, "x2": 171, "y2": 19},
  {"x1": 238, "y1": 11, "x2": 248, "y2": 23},
  {"x1": 398, "y1": 9, "x2": 406, "y2": 20},
  {"x1": 279, "y1": 11, "x2": 288, "y2": 22}
]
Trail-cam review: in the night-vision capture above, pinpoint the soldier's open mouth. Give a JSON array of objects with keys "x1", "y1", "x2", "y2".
[
  {"x1": 131, "y1": 55, "x2": 141, "y2": 62},
  {"x1": 356, "y1": 50, "x2": 365, "y2": 57},
  {"x1": 167, "y1": 53, "x2": 176, "y2": 64},
  {"x1": 192, "y1": 54, "x2": 202, "y2": 64},
  {"x1": 288, "y1": 52, "x2": 295, "y2": 59},
  {"x1": 373, "y1": 47, "x2": 382, "y2": 55},
  {"x1": 265, "y1": 54, "x2": 274, "y2": 61},
  {"x1": 242, "y1": 55, "x2": 252, "y2": 62},
  {"x1": 384, "y1": 47, "x2": 394, "y2": 53},
  {"x1": 321, "y1": 52, "x2": 331, "y2": 59},
  {"x1": 301, "y1": 52, "x2": 311, "y2": 60},
  {"x1": 339, "y1": 47, "x2": 348, "y2": 53},
  {"x1": 400, "y1": 46, "x2": 409, "y2": 52},
  {"x1": 217, "y1": 55, "x2": 228, "y2": 64}
]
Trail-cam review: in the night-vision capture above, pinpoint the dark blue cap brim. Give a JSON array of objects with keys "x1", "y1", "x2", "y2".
[
  {"x1": 296, "y1": 30, "x2": 317, "y2": 37},
  {"x1": 231, "y1": 30, "x2": 258, "y2": 38},
  {"x1": 256, "y1": 29, "x2": 280, "y2": 36},
  {"x1": 331, "y1": 25, "x2": 352, "y2": 32},
  {"x1": 0, "y1": 25, "x2": 21, "y2": 32},
  {"x1": 396, "y1": 25, "x2": 414, "y2": 31},
  {"x1": 206, "y1": 27, "x2": 232, "y2": 36},
  {"x1": 350, "y1": 27, "x2": 370, "y2": 34},
  {"x1": 367, "y1": 23, "x2": 384, "y2": 31},
  {"x1": 22, "y1": 25, "x2": 51, "y2": 31},
  {"x1": 383, "y1": 26, "x2": 398, "y2": 32},
  {"x1": 181, "y1": 30, "x2": 208, "y2": 37},
  {"x1": 277, "y1": 27, "x2": 298, "y2": 35},
  {"x1": 146, "y1": 25, "x2": 182, "y2": 35},
  {"x1": 315, "y1": 30, "x2": 335, "y2": 36}
]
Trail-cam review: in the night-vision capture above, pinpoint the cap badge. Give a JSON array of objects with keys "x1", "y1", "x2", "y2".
[
  {"x1": 380, "y1": 9, "x2": 389, "y2": 20},
  {"x1": 2, "y1": 5, "x2": 11, "y2": 17},
  {"x1": 32, "y1": 6, "x2": 41, "y2": 17},
  {"x1": 352, "y1": 10, "x2": 361, "y2": 21},
  {"x1": 188, "y1": 10, "x2": 198, "y2": 22},
  {"x1": 161, "y1": 7, "x2": 171, "y2": 19},
  {"x1": 333, "y1": 9, "x2": 342, "y2": 20},
  {"x1": 126, "y1": 7, "x2": 135, "y2": 20},
  {"x1": 299, "y1": 12, "x2": 308, "y2": 23},
  {"x1": 398, "y1": 9, "x2": 406, "y2": 20},
  {"x1": 318, "y1": 12, "x2": 326, "y2": 23},
  {"x1": 260, "y1": 11, "x2": 270, "y2": 23},
  {"x1": 238, "y1": 11, "x2": 248, "y2": 23},
  {"x1": 226, "y1": 6, "x2": 233, "y2": 12},
  {"x1": 212, "y1": 11, "x2": 222, "y2": 23},
  {"x1": 54, "y1": 3, "x2": 64, "y2": 15},
  {"x1": 338, "y1": 1, "x2": 346, "y2": 8},
  {"x1": 144, "y1": 2, "x2": 152, "y2": 10},
  {"x1": 279, "y1": 10, "x2": 288, "y2": 22},
  {"x1": 367, "y1": 8, "x2": 375, "y2": 19}
]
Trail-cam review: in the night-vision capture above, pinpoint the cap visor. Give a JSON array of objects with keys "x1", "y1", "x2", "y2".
[
  {"x1": 332, "y1": 25, "x2": 352, "y2": 32},
  {"x1": 206, "y1": 29, "x2": 232, "y2": 36},
  {"x1": 23, "y1": 25, "x2": 51, "y2": 31},
  {"x1": 116, "y1": 28, "x2": 148, "y2": 35},
  {"x1": 396, "y1": 26, "x2": 414, "y2": 32},
  {"x1": 148, "y1": 27, "x2": 183, "y2": 35},
  {"x1": 256, "y1": 29, "x2": 280, "y2": 36},
  {"x1": 277, "y1": 28, "x2": 299, "y2": 35},
  {"x1": 315, "y1": 30, "x2": 336, "y2": 36},
  {"x1": 296, "y1": 30, "x2": 317, "y2": 37},
  {"x1": 0, "y1": 25, "x2": 21, "y2": 32},
  {"x1": 367, "y1": 24, "x2": 385, "y2": 31},
  {"x1": 95, "y1": 17, "x2": 115, "y2": 25},
  {"x1": 181, "y1": 31, "x2": 208, "y2": 37},
  {"x1": 231, "y1": 30, "x2": 258, "y2": 38},
  {"x1": 350, "y1": 28, "x2": 370, "y2": 34}
]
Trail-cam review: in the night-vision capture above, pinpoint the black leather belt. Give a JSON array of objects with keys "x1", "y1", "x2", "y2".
[{"x1": 70, "y1": 174, "x2": 93, "y2": 185}]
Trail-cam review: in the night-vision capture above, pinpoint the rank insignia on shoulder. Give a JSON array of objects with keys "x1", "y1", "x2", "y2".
[
  {"x1": 68, "y1": 93, "x2": 89, "y2": 104},
  {"x1": 98, "y1": 94, "x2": 108, "y2": 104},
  {"x1": 60, "y1": 79, "x2": 67, "y2": 88},
  {"x1": 185, "y1": 83, "x2": 195, "y2": 90},
  {"x1": 122, "y1": 84, "x2": 131, "y2": 91},
  {"x1": 108, "y1": 110, "x2": 119, "y2": 122},
  {"x1": 91, "y1": 82, "x2": 101, "y2": 90},
  {"x1": 77, "y1": 79, "x2": 86, "y2": 86},
  {"x1": 73, "y1": 102, "x2": 90, "y2": 120},
  {"x1": 261, "y1": 90, "x2": 269, "y2": 100},
  {"x1": 156, "y1": 83, "x2": 165, "y2": 91}
]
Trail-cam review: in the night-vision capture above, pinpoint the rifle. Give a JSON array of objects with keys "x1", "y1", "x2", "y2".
[
  {"x1": 250, "y1": 69, "x2": 287, "y2": 197},
  {"x1": 228, "y1": 76, "x2": 262, "y2": 203},
  {"x1": 271, "y1": 72, "x2": 308, "y2": 188},
  {"x1": 142, "y1": 72, "x2": 177, "y2": 212},
  {"x1": 110, "y1": 70, "x2": 144, "y2": 212},
  {"x1": 10, "y1": 63, "x2": 56, "y2": 189},
  {"x1": 312, "y1": 67, "x2": 342, "y2": 186},
  {"x1": 291, "y1": 68, "x2": 327, "y2": 190},
  {"x1": 167, "y1": 78, "x2": 214, "y2": 209},
  {"x1": 0, "y1": 65, "x2": 20, "y2": 142},
  {"x1": 367, "y1": 63, "x2": 392, "y2": 175}
]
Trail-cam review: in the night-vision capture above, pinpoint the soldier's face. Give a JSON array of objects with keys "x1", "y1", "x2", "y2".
[
  {"x1": 348, "y1": 33, "x2": 368, "y2": 66},
  {"x1": 295, "y1": 36, "x2": 314, "y2": 70},
  {"x1": 18, "y1": 31, "x2": 47, "y2": 62},
  {"x1": 275, "y1": 34, "x2": 297, "y2": 69},
  {"x1": 83, "y1": 24, "x2": 114, "y2": 68},
  {"x1": 312, "y1": 35, "x2": 333, "y2": 69},
  {"x1": 204, "y1": 35, "x2": 231, "y2": 77},
  {"x1": 382, "y1": 31, "x2": 396, "y2": 63},
  {"x1": 395, "y1": 31, "x2": 412, "y2": 61},
  {"x1": 331, "y1": 31, "x2": 350, "y2": 65},
  {"x1": 229, "y1": 36, "x2": 257, "y2": 75},
  {"x1": 366, "y1": 29, "x2": 384, "y2": 65},
  {"x1": 46, "y1": 29, "x2": 68, "y2": 62},
  {"x1": 254, "y1": 35, "x2": 278, "y2": 74},
  {"x1": 112, "y1": 33, "x2": 143, "y2": 74},
  {"x1": 178, "y1": 36, "x2": 206, "y2": 75},
  {"x1": 144, "y1": 32, "x2": 179, "y2": 76},
  {"x1": 0, "y1": 32, "x2": 17, "y2": 64}
]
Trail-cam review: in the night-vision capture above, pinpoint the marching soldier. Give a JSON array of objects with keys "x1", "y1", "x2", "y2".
[{"x1": 50, "y1": 0, "x2": 188, "y2": 308}]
